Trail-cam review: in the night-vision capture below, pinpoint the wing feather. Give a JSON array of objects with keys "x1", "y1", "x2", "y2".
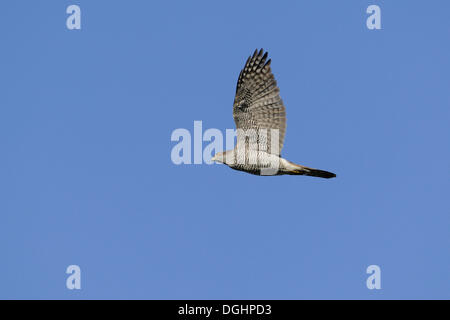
[{"x1": 233, "y1": 49, "x2": 286, "y2": 155}]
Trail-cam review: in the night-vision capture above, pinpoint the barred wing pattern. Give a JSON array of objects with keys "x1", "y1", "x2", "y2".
[{"x1": 233, "y1": 49, "x2": 286, "y2": 155}]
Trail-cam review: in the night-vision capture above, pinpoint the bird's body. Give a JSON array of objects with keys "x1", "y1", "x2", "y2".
[
  {"x1": 214, "y1": 149, "x2": 336, "y2": 178},
  {"x1": 212, "y1": 49, "x2": 336, "y2": 179}
]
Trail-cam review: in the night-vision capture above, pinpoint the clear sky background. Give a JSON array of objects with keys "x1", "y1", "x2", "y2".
[{"x1": 1, "y1": 0, "x2": 449, "y2": 299}]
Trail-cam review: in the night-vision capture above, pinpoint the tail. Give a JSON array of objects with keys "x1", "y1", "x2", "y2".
[{"x1": 288, "y1": 164, "x2": 336, "y2": 179}]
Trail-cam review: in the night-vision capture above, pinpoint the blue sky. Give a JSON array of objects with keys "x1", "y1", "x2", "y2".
[{"x1": 1, "y1": 0, "x2": 449, "y2": 299}]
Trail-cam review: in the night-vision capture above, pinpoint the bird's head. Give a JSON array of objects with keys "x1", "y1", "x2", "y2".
[
  {"x1": 212, "y1": 150, "x2": 236, "y2": 165},
  {"x1": 211, "y1": 151, "x2": 225, "y2": 164}
]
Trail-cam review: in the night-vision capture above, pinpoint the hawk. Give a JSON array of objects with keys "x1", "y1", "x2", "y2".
[{"x1": 212, "y1": 49, "x2": 336, "y2": 178}]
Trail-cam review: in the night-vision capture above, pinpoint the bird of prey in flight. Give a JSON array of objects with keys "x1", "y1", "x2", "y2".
[{"x1": 211, "y1": 49, "x2": 336, "y2": 179}]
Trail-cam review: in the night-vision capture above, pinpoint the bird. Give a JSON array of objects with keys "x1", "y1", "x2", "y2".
[{"x1": 211, "y1": 49, "x2": 336, "y2": 178}]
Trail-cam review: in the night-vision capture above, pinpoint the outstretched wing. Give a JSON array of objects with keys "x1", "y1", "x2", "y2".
[{"x1": 233, "y1": 49, "x2": 286, "y2": 155}]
